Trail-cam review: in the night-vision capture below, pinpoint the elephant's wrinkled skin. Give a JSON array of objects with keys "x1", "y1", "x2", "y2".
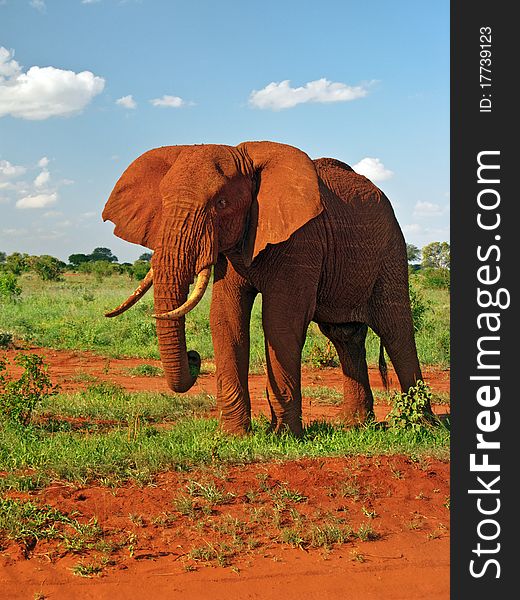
[{"x1": 103, "y1": 142, "x2": 426, "y2": 436}]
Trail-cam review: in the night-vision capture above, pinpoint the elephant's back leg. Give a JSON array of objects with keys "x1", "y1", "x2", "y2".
[
  {"x1": 318, "y1": 321, "x2": 374, "y2": 425},
  {"x1": 368, "y1": 243, "x2": 426, "y2": 400}
]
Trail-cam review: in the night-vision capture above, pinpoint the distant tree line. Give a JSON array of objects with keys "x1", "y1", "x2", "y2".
[
  {"x1": 0, "y1": 248, "x2": 153, "y2": 283},
  {"x1": 2, "y1": 242, "x2": 449, "y2": 288}
]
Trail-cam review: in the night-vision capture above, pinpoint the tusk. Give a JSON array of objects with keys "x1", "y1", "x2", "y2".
[
  {"x1": 105, "y1": 268, "x2": 154, "y2": 317},
  {"x1": 153, "y1": 267, "x2": 211, "y2": 320}
]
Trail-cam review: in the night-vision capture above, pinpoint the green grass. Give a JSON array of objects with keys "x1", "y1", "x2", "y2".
[
  {"x1": 0, "y1": 416, "x2": 449, "y2": 486},
  {"x1": 0, "y1": 271, "x2": 449, "y2": 368},
  {"x1": 37, "y1": 381, "x2": 215, "y2": 424},
  {"x1": 0, "y1": 497, "x2": 102, "y2": 552}
]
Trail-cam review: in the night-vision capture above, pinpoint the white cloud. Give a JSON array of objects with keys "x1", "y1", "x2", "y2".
[
  {"x1": 0, "y1": 46, "x2": 105, "y2": 120},
  {"x1": 43, "y1": 210, "x2": 63, "y2": 218},
  {"x1": 0, "y1": 47, "x2": 22, "y2": 81},
  {"x1": 82, "y1": 0, "x2": 101, "y2": 4},
  {"x1": 34, "y1": 169, "x2": 50, "y2": 188},
  {"x1": 38, "y1": 156, "x2": 50, "y2": 168},
  {"x1": 402, "y1": 223, "x2": 422, "y2": 235},
  {"x1": 3, "y1": 228, "x2": 29, "y2": 236},
  {"x1": 116, "y1": 94, "x2": 136, "y2": 109},
  {"x1": 29, "y1": 0, "x2": 46, "y2": 11},
  {"x1": 0, "y1": 159, "x2": 27, "y2": 180},
  {"x1": 352, "y1": 157, "x2": 394, "y2": 182},
  {"x1": 413, "y1": 201, "x2": 447, "y2": 217},
  {"x1": 150, "y1": 95, "x2": 186, "y2": 108},
  {"x1": 249, "y1": 78, "x2": 370, "y2": 110},
  {"x1": 16, "y1": 191, "x2": 58, "y2": 209}
]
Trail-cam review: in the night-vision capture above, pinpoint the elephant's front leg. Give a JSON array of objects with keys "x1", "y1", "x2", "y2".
[
  {"x1": 261, "y1": 292, "x2": 315, "y2": 437},
  {"x1": 210, "y1": 256, "x2": 257, "y2": 435}
]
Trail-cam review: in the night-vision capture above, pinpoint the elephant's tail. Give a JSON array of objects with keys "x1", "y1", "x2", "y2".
[{"x1": 378, "y1": 340, "x2": 389, "y2": 390}]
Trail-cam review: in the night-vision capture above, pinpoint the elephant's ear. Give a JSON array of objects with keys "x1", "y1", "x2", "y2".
[
  {"x1": 102, "y1": 146, "x2": 187, "y2": 249},
  {"x1": 237, "y1": 141, "x2": 323, "y2": 266}
]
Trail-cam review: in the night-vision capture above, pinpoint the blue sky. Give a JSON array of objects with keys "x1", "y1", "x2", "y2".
[{"x1": 0, "y1": 0, "x2": 449, "y2": 263}]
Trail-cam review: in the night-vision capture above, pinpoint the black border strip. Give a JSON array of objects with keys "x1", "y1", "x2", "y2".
[{"x1": 451, "y1": 2, "x2": 514, "y2": 596}]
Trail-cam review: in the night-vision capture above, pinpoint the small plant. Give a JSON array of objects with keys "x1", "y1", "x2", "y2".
[
  {"x1": 128, "y1": 513, "x2": 146, "y2": 527},
  {"x1": 361, "y1": 506, "x2": 378, "y2": 519},
  {"x1": 71, "y1": 561, "x2": 104, "y2": 578},
  {"x1": 355, "y1": 522, "x2": 380, "y2": 542},
  {"x1": 350, "y1": 549, "x2": 366, "y2": 562},
  {"x1": 0, "y1": 332, "x2": 13, "y2": 349},
  {"x1": 281, "y1": 527, "x2": 305, "y2": 547},
  {"x1": 173, "y1": 495, "x2": 197, "y2": 517},
  {"x1": 308, "y1": 340, "x2": 339, "y2": 368},
  {"x1": 0, "y1": 353, "x2": 59, "y2": 426},
  {"x1": 272, "y1": 483, "x2": 308, "y2": 503},
  {"x1": 186, "y1": 480, "x2": 234, "y2": 505},
  {"x1": 386, "y1": 380, "x2": 435, "y2": 431}
]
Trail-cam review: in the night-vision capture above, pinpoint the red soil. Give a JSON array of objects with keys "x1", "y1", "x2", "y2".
[{"x1": 0, "y1": 348, "x2": 450, "y2": 599}]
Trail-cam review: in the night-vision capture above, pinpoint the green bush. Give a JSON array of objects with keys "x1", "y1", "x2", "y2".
[
  {"x1": 28, "y1": 255, "x2": 66, "y2": 281},
  {"x1": 131, "y1": 260, "x2": 151, "y2": 281},
  {"x1": 408, "y1": 282, "x2": 429, "y2": 332},
  {"x1": 386, "y1": 380, "x2": 435, "y2": 430},
  {"x1": 0, "y1": 272, "x2": 21, "y2": 302},
  {"x1": 0, "y1": 353, "x2": 59, "y2": 427},
  {"x1": 418, "y1": 268, "x2": 450, "y2": 290}
]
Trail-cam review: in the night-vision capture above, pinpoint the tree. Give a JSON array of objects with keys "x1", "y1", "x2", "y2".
[
  {"x1": 138, "y1": 252, "x2": 153, "y2": 262},
  {"x1": 406, "y1": 244, "x2": 420, "y2": 264},
  {"x1": 5, "y1": 253, "x2": 29, "y2": 275},
  {"x1": 421, "y1": 242, "x2": 450, "y2": 269},
  {"x1": 89, "y1": 247, "x2": 118, "y2": 263},
  {"x1": 28, "y1": 255, "x2": 66, "y2": 281},
  {"x1": 0, "y1": 252, "x2": 6, "y2": 264},
  {"x1": 68, "y1": 253, "x2": 91, "y2": 267}
]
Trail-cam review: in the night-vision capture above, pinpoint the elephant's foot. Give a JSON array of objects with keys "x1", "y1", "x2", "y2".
[
  {"x1": 219, "y1": 417, "x2": 252, "y2": 436},
  {"x1": 268, "y1": 415, "x2": 303, "y2": 438},
  {"x1": 339, "y1": 407, "x2": 374, "y2": 428}
]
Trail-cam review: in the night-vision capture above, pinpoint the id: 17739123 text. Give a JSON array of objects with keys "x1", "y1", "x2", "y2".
[{"x1": 480, "y1": 26, "x2": 492, "y2": 113}]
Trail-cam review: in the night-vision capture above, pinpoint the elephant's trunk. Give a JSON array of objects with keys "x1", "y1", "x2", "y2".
[
  {"x1": 153, "y1": 267, "x2": 211, "y2": 319},
  {"x1": 153, "y1": 273, "x2": 197, "y2": 393},
  {"x1": 152, "y1": 204, "x2": 217, "y2": 393}
]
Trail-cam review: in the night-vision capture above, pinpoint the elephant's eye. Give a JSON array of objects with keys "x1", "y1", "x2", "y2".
[{"x1": 217, "y1": 198, "x2": 227, "y2": 209}]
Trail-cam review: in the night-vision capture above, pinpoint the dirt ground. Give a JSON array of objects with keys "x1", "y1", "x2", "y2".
[{"x1": 0, "y1": 348, "x2": 450, "y2": 599}]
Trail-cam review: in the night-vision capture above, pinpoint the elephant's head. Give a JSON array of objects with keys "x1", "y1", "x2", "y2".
[{"x1": 102, "y1": 141, "x2": 322, "y2": 393}]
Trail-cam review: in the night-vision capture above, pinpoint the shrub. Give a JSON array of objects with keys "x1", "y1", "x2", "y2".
[
  {"x1": 78, "y1": 260, "x2": 120, "y2": 281},
  {"x1": 308, "y1": 340, "x2": 339, "y2": 368},
  {"x1": 0, "y1": 353, "x2": 59, "y2": 426},
  {"x1": 0, "y1": 272, "x2": 21, "y2": 302},
  {"x1": 28, "y1": 255, "x2": 66, "y2": 281},
  {"x1": 131, "y1": 260, "x2": 151, "y2": 281},
  {"x1": 418, "y1": 267, "x2": 450, "y2": 290},
  {"x1": 386, "y1": 380, "x2": 435, "y2": 430},
  {"x1": 0, "y1": 333, "x2": 13, "y2": 349},
  {"x1": 408, "y1": 282, "x2": 429, "y2": 332}
]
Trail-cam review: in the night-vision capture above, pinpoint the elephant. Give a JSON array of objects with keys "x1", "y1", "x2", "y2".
[{"x1": 103, "y1": 141, "x2": 428, "y2": 436}]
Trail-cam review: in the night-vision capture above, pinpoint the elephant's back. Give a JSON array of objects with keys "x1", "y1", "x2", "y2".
[{"x1": 312, "y1": 158, "x2": 403, "y2": 322}]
